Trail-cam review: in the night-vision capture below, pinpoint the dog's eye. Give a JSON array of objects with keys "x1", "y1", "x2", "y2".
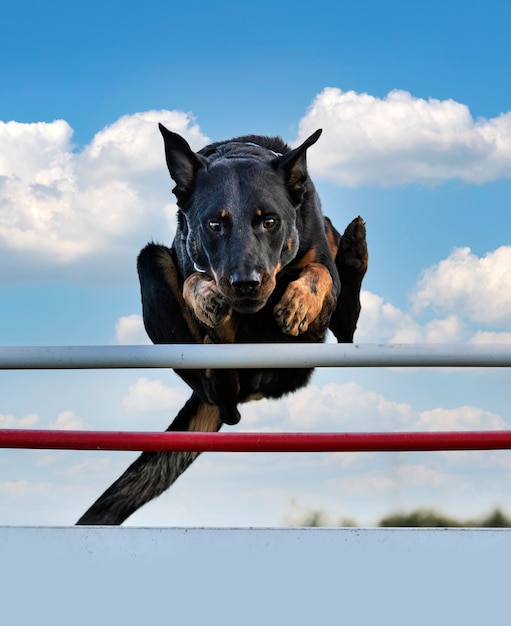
[
  {"x1": 263, "y1": 217, "x2": 276, "y2": 229},
  {"x1": 208, "y1": 220, "x2": 222, "y2": 232}
]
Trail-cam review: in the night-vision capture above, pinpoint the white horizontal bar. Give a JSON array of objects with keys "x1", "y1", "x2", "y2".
[{"x1": 0, "y1": 343, "x2": 510, "y2": 370}]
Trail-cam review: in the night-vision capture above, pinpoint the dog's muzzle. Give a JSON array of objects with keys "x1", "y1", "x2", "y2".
[
  {"x1": 223, "y1": 270, "x2": 271, "y2": 313},
  {"x1": 230, "y1": 270, "x2": 262, "y2": 297}
]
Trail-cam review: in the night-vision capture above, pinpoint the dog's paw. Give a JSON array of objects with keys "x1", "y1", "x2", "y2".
[
  {"x1": 274, "y1": 266, "x2": 335, "y2": 337},
  {"x1": 338, "y1": 216, "x2": 368, "y2": 277},
  {"x1": 183, "y1": 273, "x2": 232, "y2": 328}
]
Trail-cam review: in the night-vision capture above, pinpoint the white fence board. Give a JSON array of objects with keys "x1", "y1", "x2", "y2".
[{"x1": 1, "y1": 526, "x2": 509, "y2": 625}]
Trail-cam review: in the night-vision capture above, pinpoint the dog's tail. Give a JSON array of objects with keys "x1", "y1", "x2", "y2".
[{"x1": 76, "y1": 393, "x2": 222, "y2": 525}]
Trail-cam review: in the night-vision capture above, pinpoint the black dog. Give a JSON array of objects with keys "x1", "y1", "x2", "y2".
[{"x1": 77, "y1": 125, "x2": 367, "y2": 525}]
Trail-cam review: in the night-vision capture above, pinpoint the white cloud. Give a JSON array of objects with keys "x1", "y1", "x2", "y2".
[
  {"x1": 394, "y1": 464, "x2": 451, "y2": 487},
  {"x1": 0, "y1": 111, "x2": 209, "y2": 283},
  {"x1": 242, "y1": 380, "x2": 507, "y2": 438},
  {"x1": 422, "y1": 316, "x2": 465, "y2": 343},
  {"x1": 48, "y1": 410, "x2": 89, "y2": 431},
  {"x1": 412, "y1": 246, "x2": 511, "y2": 326},
  {"x1": 0, "y1": 412, "x2": 39, "y2": 428},
  {"x1": 114, "y1": 314, "x2": 150, "y2": 345},
  {"x1": 335, "y1": 464, "x2": 451, "y2": 495},
  {"x1": 471, "y1": 331, "x2": 511, "y2": 344},
  {"x1": 414, "y1": 406, "x2": 507, "y2": 431},
  {"x1": 0, "y1": 480, "x2": 53, "y2": 497},
  {"x1": 356, "y1": 241, "x2": 511, "y2": 342},
  {"x1": 242, "y1": 381, "x2": 414, "y2": 432},
  {"x1": 297, "y1": 87, "x2": 511, "y2": 186},
  {"x1": 66, "y1": 456, "x2": 114, "y2": 476},
  {"x1": 357, "y1": 291, "x2": 465, "y2": 343},
  {"x1": 0, "y1": 410, "x2": 89, "y2": 430},
  {"x1": 122, "y1": 377, "x2": 189, "y2": 414},
  {"x1": 357, "y1": 291, "x2": 418, "y2": 342}
]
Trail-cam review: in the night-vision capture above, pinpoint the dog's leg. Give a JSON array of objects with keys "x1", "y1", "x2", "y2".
[
  {"x1": 182, "y1": 272, "x2": 233, "y2": 330},
  {"x1": 138, "y1": 243, "x2": 241, "y2": 425},
  {"x1": 76, "y1": 244, "x2": 242, "y2": 525},
  {"x1": 182, "y1": 272, "x2": 241, "y2": 425},
  {"x1": 76, "y1": 393, "x2": 221, "y2": 525},
  {"x1": 328, "y1": 216, "x2": 368, "y2": 342},
  {"x1": 273, "y1": 257, "x2": 337, "y2": 340}
]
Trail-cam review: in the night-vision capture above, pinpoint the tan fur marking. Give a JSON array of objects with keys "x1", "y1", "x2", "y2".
[
  {"x1": 212, "y1": 315, "x2": 239, "y2": 343},
  {"x1": 325, "y1": 222, "x2": 339, "y2": 258},
  {"x1": 242, "y1": 392, "x2": 265, "y2": 402},
  {"x1": 305, "y1": 263, "x2": 333, "y2": 296},
  {"x1": 293, "y1": 247, "x2": 317, "y2": 269},
  {"x1": 156, "y1": 250, "x2": 204, "y2": 342},
  {"x1": 183, "y1": 273, "x2": 240, "y2": 341},
  {"x1": 188, "y1": 403, "x2": 222, "y2": 432}
]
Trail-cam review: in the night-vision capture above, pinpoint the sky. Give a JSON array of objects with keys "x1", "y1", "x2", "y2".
[{"x1": 1, "y1": 0, "x2": 511, "y2": 527}]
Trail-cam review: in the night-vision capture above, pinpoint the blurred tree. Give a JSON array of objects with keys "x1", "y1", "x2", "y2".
[
  {"x1": 379, "y1": 508, "x2": 461, "y2": 527},
  {"x1": 285, "y1": 506, "x2": 511, "y2": 528},
  {"x1": 474, "y1": 508, "x2": 511, "y2": 528},
  {"x1": 379, "y1": 507, "x2": 511, "y2": 528}
]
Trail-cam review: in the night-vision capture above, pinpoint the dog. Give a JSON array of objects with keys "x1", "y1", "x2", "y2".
[{"x1": 76, "y1": 125, "x2": 368, "y2": 525}]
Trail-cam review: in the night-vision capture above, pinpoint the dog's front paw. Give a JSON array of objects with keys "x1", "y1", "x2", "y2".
[
  {"x1": 183, "y1": 273, "x2": 232, "y2": 328},
  {"x1": 274, "y1": 266, "x2": 335, "y2": 338},
  {"x1": 274, "y1": 283, "x2": 315, "y2": 336}
]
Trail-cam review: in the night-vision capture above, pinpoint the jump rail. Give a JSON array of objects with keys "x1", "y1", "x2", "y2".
[
  {"x1": 3, "y1": 343, "x2": 510, "y2": 626},
  {"x1": 1, "y1": 343, "x2": 511, "y2": 369},
  {"x1": 1, "y1": 343, "x2": 510, "y2": 453},
  {"x1": 2, "y1": 429, "x2": 511, "y2": 452}
]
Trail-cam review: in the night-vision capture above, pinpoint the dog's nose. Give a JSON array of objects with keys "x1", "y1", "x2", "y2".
[{"x1": 230, "y1": 271, "x2": 261, "y2": 296}]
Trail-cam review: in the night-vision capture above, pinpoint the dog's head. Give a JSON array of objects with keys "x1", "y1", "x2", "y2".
[{"x1": 159, "y1": 124, "x2": 322, "y2": 314}]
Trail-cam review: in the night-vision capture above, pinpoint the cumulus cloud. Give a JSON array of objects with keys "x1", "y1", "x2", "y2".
[
  {"x1": 356, "y1": 291, "x2": 417, "y2": 341},
  {"x1": 297, "y1": 87, "x2": 511, "y2": 186},
  {"x1": 243, "y1": 381, "x2": 413, "y2": 432},
  {"x1": 0, "y1": 410, "x2": 88, "y2": 430},
  {"x1": 471, "y1": 331, "x2": 511, "y2": 344},
  {"x1": 0, "y1": 412, "x2": 39, "y2": 428},
  {"x1": 122, "y1": 377, "x2": 189, "y2": 414},
  {"x1": 241, "y1": 380, "x2": 506, "y2": 435},
  {"x1": 355, "y1": 242, "x2": 511, "y2": 343},
  {"x1": 414, "y1": 406, "x2": 506, "y2": 431},
  {"x1": 114, "y1": 314, "x2": 150, "y2": 344},
  {"x1": 357, "y1": 291, "x2": 465, "y2": 343},
  {"x1": 48, "y1": 410, "x2": 89, "y2": 431},
  {"x1": 0, "y1": 111, "x2": 209, "y2": 283},
  {"x1": 412, "y1": 246, "x2": 511, "y2": 326}
]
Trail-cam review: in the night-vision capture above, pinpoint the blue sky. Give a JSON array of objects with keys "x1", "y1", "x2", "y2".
[{"x1": 1, "y1": 0, "x2": 511, "y2": 526}]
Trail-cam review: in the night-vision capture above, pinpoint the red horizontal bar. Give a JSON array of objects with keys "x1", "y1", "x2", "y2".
[{"x1": 1, "y1": 429, "x2": 511, "y2": 452}]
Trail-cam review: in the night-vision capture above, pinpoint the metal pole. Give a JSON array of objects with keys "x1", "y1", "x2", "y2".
[
  {"x1": 2, "y1": 429, "x2": 511, "y2": 452},
  {"x1": 1, "y1": 343, "x2": 511, "y2": 370}
]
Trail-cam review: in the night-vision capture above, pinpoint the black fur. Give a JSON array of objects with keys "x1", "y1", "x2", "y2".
[{"x1": 77, "y1": 126, "x2": 367, "y2": 525}]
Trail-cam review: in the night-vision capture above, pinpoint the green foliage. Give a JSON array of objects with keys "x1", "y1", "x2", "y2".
[
  {"x1": 379, "y1": 508, "x2": 461, "y2": 527},
  {"x1": 285, "y1": 506, "x2": 511, "y2": 528},
  {"x1": 469, "y1": 508, "x2": 511, "y2": 528},
  {"x1": 379, "y1": 507, "x2": 511, "y2": 528}
]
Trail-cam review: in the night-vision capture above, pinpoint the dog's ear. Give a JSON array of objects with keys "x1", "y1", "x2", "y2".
[
  {"x1": 159, "y1": 123, "x2": 207, "y2": 202},
  {"x1": 273, "y1": 129, "x2": 322, "y2": 202}
]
